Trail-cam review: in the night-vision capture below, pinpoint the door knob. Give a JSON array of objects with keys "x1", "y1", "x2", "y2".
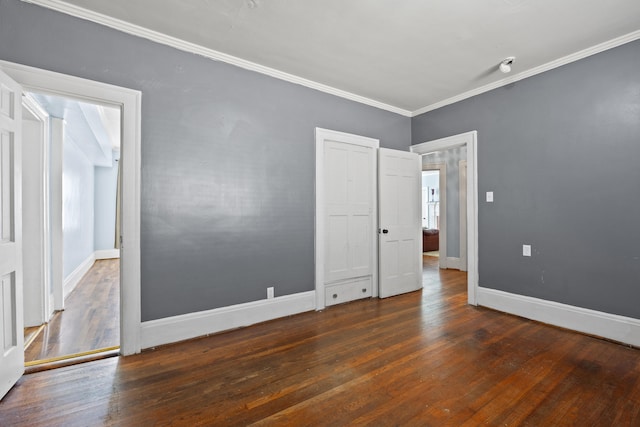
[{"x1": 382, "y1": 229, "x2": 389, "y2": 234}]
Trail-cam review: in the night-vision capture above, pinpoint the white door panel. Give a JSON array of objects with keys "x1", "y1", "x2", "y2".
[
  {"x1": 323, "y1": 138, "x2": 374, "y2": 291},
  {"x1": 0, "y1": 69, "x2": 24, "y2": 400},
  {"x1": 379, "y1": 148, "x2": 421, "y2": 298}
]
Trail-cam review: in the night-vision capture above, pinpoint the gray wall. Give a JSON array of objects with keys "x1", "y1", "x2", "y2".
[
  {"x1": 62, "y1": 134, "x2": 95, "y2": 278},
  {"x1": 0, "y1": 0, "x2": 410, "y2": 321},
  {"x1": 413, "y1": 39, "x2": 640, "y2": 319}
]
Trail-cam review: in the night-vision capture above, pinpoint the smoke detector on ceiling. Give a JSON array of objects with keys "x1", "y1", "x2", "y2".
[{"x1": 499, "y1": 57, "x2": 516, "y2": 73}]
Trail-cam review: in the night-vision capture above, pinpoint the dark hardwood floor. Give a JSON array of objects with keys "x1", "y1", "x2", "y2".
[
  {"x1": 3, "y1": 256, "x2": 640, "y2": 425},
  {"x1": 24, "y1": 259, "x2": 120, "y2": 363}
]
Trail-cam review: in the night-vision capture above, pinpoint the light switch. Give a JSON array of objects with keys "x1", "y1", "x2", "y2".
[
  {"x1": 486, "y1": 191, "x2": 494, "y2": 202},
  {"x1": 523, "y1": 245, "x2": 531, "y2": 257}
]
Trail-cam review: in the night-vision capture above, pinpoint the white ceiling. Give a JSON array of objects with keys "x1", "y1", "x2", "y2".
[{"x1": 31, "y1": 0, "x2": 640, "y2": 115}]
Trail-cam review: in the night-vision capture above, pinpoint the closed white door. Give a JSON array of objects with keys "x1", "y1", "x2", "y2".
[
  {"x1": 0, "y1": 70, "x2": 24, "y2": 400},
  {"x1": 324, "y1": 140, "x2": 374, "y2": 283},
  {"x1": 378, "y1": 148, "x2": 421, "y2": 298}
]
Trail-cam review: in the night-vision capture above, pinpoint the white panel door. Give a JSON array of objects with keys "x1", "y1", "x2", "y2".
[
  {"x1": 0, "y1": 70, "x2": 24, "y2": 400},
  {"x1": 324, "y1": 140, "x2": 373, "y2": 283},
  {"x1": 379, "y1": 148, "x2": 421, "y2": 298}
]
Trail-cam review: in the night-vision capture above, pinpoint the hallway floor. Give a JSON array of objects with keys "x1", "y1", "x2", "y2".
[{"x1": 24, "y1": 259, "x2": 120, "y2": 363}]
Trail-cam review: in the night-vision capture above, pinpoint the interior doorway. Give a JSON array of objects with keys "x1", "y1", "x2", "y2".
[
  {"x1": 0, "y1": 60, "x2": 141, "y2": 398},
  {"x1": 421, "y1": 165, "x2": 445, "y2": 269},
  {"x1": 411, "y1": 131, "x2": 478, "y2": 305},
  {"x1": 22, "y1": 92, "x2": 122, "y2": 367}
]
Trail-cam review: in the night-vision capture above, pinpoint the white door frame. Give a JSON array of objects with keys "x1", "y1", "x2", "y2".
[
  {"x1": 315, "y1": 128, "x2": 379, "y2": 310},
  {"x1": 411, "y1": 131, "x2": 478, "y2": 305},
  {"x1": 0, "y1": 60, "x2": 142, "y2": 354},
  {"x1": 21, "y1": 94, "x2": 52, "y2": 325},
  {"x1": 49, "y1": 117, "x2": 64, "y2": 311},
  {"x1": 459, "y1": 160, "x2": 468, "y2": 272},
  {"x1": 422, "y1": 162, "x2": 447, "y2": 269}
]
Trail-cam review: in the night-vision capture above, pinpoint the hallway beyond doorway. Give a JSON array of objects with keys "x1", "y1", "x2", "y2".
[{"x1": 24, "y1": 260, "x2": 120, "y2": 364}]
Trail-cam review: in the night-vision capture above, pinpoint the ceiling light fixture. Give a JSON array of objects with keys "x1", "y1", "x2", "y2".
[{"x1": 499, "y1": 57, "x2": 516, "y2": 73}]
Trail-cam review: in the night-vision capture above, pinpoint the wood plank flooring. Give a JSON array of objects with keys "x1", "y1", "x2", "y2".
[
  {"x1": 3, "y1": 256, "x2": 640, "y2": 425},
  {"x1": 24, "y1": 259, "x2": 120, "y2": 363}
]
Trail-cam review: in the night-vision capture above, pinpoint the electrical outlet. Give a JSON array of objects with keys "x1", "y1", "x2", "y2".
[
  {"x1": 486, "y1": 191, "x2": 494, "y2": 202},
  {"x1": 523, "y1": 245, "x2": 531, "y2": 257},
  {"x1": 267, "y1": 287, "x2": 275, "y2": 299}
]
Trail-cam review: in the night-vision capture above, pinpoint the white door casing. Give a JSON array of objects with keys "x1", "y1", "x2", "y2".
[
  {"x1": 50, "y1": 118, "x2": 64, "y2": 311},
  {"x1": 22, "y1": 94, "x2": 52, "y2": 326},
  {"x1": 0, "y1": 70, "x2": 24, "y2": 400},
  {"x1": 0, "y1": 60, "x2": 142, "y2": 355},
  {"x1": 315, "y1": 128, "x2": 378, "y2": 310},
  {"x1": 378, "y1": 148, "x2": 422, "y2": 298},
  {"x1": 459, "y1": 160, "x2": 468, "y2": 272}
]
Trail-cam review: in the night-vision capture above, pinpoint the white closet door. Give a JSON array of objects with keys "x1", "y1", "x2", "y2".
[
  {"x1": 324, "y1": 140, "x2": 374, "y2": 283},
  {"x1": 378, "y1": 148, "x2": 421, "y2": 298}
]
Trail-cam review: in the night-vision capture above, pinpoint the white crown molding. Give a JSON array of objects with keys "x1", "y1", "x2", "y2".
[
  {"x1": 20, "y1": 0, "x2": 412, "y2": 117},
  {"x1": 477, "y1": 287, "x2": 640, "y2": 347},
  {"x1": 21, "y1": 2, "x2": 640, "y2": 120},
  {"x1": 412, "y1": 29, "x2": 640, "y2": 117}
]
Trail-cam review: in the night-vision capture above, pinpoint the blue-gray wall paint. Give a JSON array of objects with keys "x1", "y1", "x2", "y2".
[
  {"x1": 62, "y1": 135, "x2": 95, "y2": 279},
  {"x1": 94, "y1": 150, "x2": 119, "y2": 251},
  {"x1": 413, "y1": 40, "x2": 640, "y2": 319},
  {"x1": 0, "y1": 0, "x2": 410, "y2": 321}
]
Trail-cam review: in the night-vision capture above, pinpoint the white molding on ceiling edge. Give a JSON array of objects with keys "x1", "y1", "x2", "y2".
[
  {"x1": 21, "y1": 1, "x2": 640, "y2": 119},
  {"x1": 140, "y1": 291, "x2": 315, "y2": 349},
  {"x1": 477, "y1": 287, "x2": 640, "y2": 348},
  {"x1": 20, "y1": 0, "x2": 413, "y2": 117},
  {"x1": 412, "y1": 29, "x2": 640, "y2": 117}
]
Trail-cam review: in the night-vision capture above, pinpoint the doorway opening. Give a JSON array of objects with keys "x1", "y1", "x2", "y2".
[
  {"x1": 1, "y1": 59, "x2": 142, "y2": 359},
  {"x1": 22, "y1": 92, "x2": 122, "y2": 369},
  {"x1": 421, "y1": 167, "x2": 444, "y2": 266},
  {"x1": 411, "y1": 131, "x2": 478, "y2": 305}
]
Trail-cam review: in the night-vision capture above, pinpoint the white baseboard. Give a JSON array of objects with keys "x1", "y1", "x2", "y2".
[
  {"x1": 95, "y1": 248, "x2": 120, "y2": 260},
  {"x1": 140, "y1": 291, "x2": 316, "y2": 349},
  {"x1": 445, "y1": 257, "x2": 462, "y2": 270},
  {"x1": 63, "y1": 252, "x2": 96, "y2": 299},
  {"x1": 477, "y1": 287, "x2": 640, "y2": 347}
]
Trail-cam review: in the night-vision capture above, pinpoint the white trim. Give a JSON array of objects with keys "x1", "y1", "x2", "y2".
[
  {"x1": 20, "y1": 0, "x2": 411, "y2": 117},
  {"x1": 63, "y1": 252, "x2": 95, "y2": 299},
  {"x1": 445, "y1": 257, "x2": 463, "y2": 271},
  {"x1": 17, "y1": 0, "x2": 640, "y2": 117},
  {"x1": 422, "y1": 162, "x2": 446, "y2": 269},
  {"x1": 140, "y1": 291, "x2": 315, "y2": 349},
  {"x1": 21, "y1": 94, "x2": 52, "y2": 324},
  {"x1": 477, "y1": 287, "x2": 640, "y2": 348},
  {"x1": 411, "y1": 131, "x2": 478, "y2": 305},
  {"x1": 315, "y1": 128, "x2": 379, "y2": 310},
  {"x1": 49, "y1": 118, "x2": 64, "y2": 311},
  {"x1": 95, "y1": 248, "x2": 120, "y2": 260},
  {"x1": 0, "y1": 60, "x2": 142, "y2": 355},
  {"x1": 458, "y1": 160, "x2": 467, "y2": 272},
  {"x1": 412, "y1": 30, "x2": 640, "y2": 116}
]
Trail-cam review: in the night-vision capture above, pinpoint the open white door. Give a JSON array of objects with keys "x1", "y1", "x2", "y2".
[
  {"x1": 379, "y1": 148, "x2": 421, "y2": 298},
  {"x1": 0, "y1": 70, "x2": 24, "y2": 400}
]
